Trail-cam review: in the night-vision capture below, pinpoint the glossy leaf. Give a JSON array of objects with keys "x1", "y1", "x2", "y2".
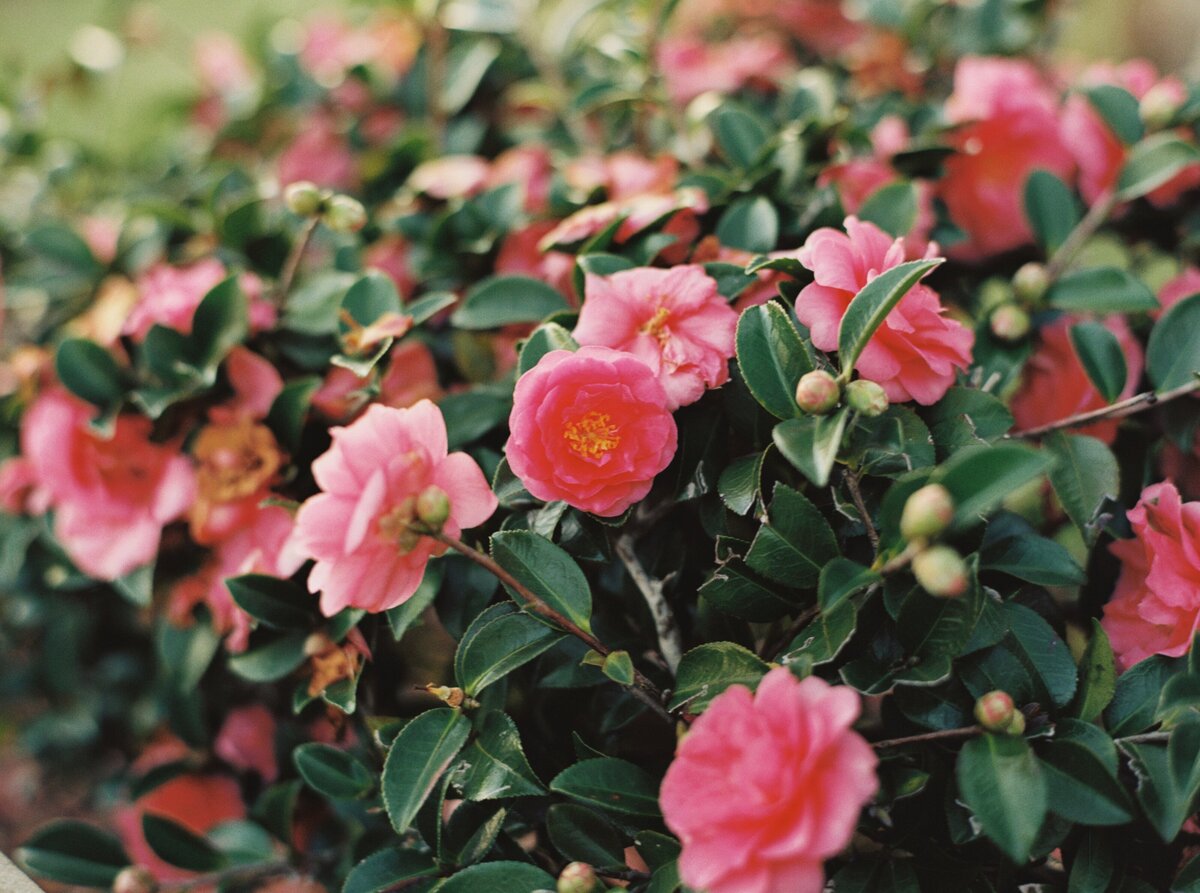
[
  {"x1": 142, "y1": 814, "x2": 225, "y2": 872},
  {"x1": 381, "y1": 708, "x2": 471, "y2": 834},
  {"x1": 745, "y1": 483, "x2": 838, "y2": 588},
  {"x1": 957, "y1": 733, "x2": 1047, "y2": 863},
  {"x1": 451, "y1": 275, "x2": 571, "y2": 329},
  {"x1": 772, "y1": 408, "x2": 851, "y2": 488},
  {"x1": 1025, "y1": 169, "x2": 1081, "y2": 254},
  {"x1": 1117, "y1": 134, "x2": 1200, "y2": 200},
  {"x1": 17, "y1": 821, "x2": 130, "y2": 888},
  {"x1": 837, "y1": 259, "x2": 944, "y2": 378},
  {"x1": 454, "y1": 603, "x2": 566, "y2": 695},
  {"x1": 1047, "y1": 267, "x2": 1158, "y2": 313},
  {"x1": 459, "y1": 709, "x2": 546, "y2": 800},
  {"x1": 1070, "y1": 321, "x2": 1128, "y2": 403},
  {"x1": 293, "y1": 742, "x2": 374, "y2": 800},
  {"x1": 550, "y1": 757, "x2": 661, "y2": 818},
  {"x1": 1045, "y1": 433, "x2": 1120, "y2": 539},
  {"x1": 667, "y1": 642, "x2": 770, "y2": 712},
  {"x1": 343, "y1": 849, "x2": 439, "y2": 893},
  {"x1": 490, "y1": 531, "x2": 593, "y2": 633},
  {"x1": 735, "y1": 302, "x2": 813, "y2": 419},
  {"x1": 1147, "y1": 292, "x2": 1200, "y2": 392}
]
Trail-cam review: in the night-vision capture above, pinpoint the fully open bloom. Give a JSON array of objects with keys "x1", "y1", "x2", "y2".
[
  {"x1": 660, "y1": 669, "x2": 878, "y2": 893},
  {"x1": 573, "y1": 265, "x2": 737, "y2": 410},
  {"x1": 506, "y1": 347, "x2": 677, "y2": 517},
  {"x1": 1102, "y1": 482, "x2": 1200, "y2": 669},
  {"x1": 292, "y1": 401, "x2": 497, "y2": 615},
  {"x1": 940, "y1": 56, "x2": 1075, "y2": 259},
  {"x1": 1009, "y1": 315, "x2": 1143, "y2": 444},
  {"x1": 795, "y1": 217, "x2": 973, "y2": 404},
  {"x1": 21, "y1": 389, "x2": 195, "y2": 580}
]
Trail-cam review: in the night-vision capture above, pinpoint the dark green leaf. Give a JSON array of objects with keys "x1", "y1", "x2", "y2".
[
  {"x1": 490, "y1": 531, "x2": 592, "y2": 633},
  {"x1": 933, "y1": 443, "x2": 1054, "y2": 530},
  {"x1": 1025, "y1": 170, "x2": 1081, "y2": 254},
  {"x1": 1122, "y1": 721, "x2": 1200, "y2": 841},
  {"x1": 17, "y1": 821, "x2": 129, "y2": 888},
  {"x1": 1070, "y1": 620, "x2": 1117, "y2": 722},
  {"x1": 293, "y1": 742, "x2": 374, "y2": 800},
  {"x1": 708, "y1": 104, "x2": 770, "y2": 169},
  {"x1": 773, "y1": 409, "x2": 851, "y2": 488},
  {"x1": 437, "y1": 862, "x2": 555, "y2": 893},
  {"x1": 227, "y1": 575, "x2": 316, "y2": 629},
  {"x1": 451, "y1": 275, "x2": 570, "y2": 329},
  {"x1": 745, "y1": 483, "x2": 838, "y2": 588},
  {"x1": 957, "y1": 734, "x2": 1047, "y2": 863},
  {"x1": 1071, "y1": 321, "x2": 1128, "y2": 403},
  {"x1": 667, "y1": 642, "x2": 770, "y2": 712},
  {"x1": 265, "y1": 376, "x2": 321, "y2": 453},
  {"x1": 735, "y1": 302, "x2": 813, "y2": 420},
  {"x1": 189, "y1": 276, "x2": 249, "y2": 370},
  {"x1": 55, "y1": 339, "x2": 125, "y2": 408},
  {"x1": 1147, "y1": 292, "x2": 1200, "y2": 392},
  {"x1": 781, "y1": 600, "x2": 858, "y2": 665},
  {"x1": 819, "y1": 558, "x2": 879, "y2": 611},
  {"x1": 1086, "y1": 85, "x2": 1144, "y2": 144},
  {"x1": 1047, "y1": 267, "x2": 1158, "y2": 313},
  {"x1": 546, "y1": 804, "x2": 626, "y2": 869},
  {"x1": 227, "y1": 630, "x2": 309, "y2": 682},
  {"x1": 1107, "y1": 655, "x2": 1181, "y2": 737},
  {"x1": 517, "y1": 322, "x2": 578, "y2": 376},
  {"x1": 381, "y1": 708, "x2": 471, "y2": 834},
  {"x1": 340, "y1": 271, "x2": 403, "y2": 331},
  {"x1": 715, "y1": 196, "x2": 779, "y2": 254},
  {"x1": 1117, "y1": 134, "x2": 1200, "y2": 200},
  {"x1": 980, "y1": 513, "x2": 1086, "y2": 585},
  {"x1": 343, "y1": 848, "x2": 439, "y2": 893},
  {"x1": 386, "y1": 563, "x2": 444, "y2": 641},
  {"x1": 1004, "y1": 602, "x2": 1078, "y2": 708},
  {"x1": 550, "y1": 758, "x2": 661, "y2": 817},
  {"x1": 858, "y1": 181, "x2": 918, "y2": 238},
  {"x1": 459, "y1": 709, "x2": 546, "y2": 799},
  {"x1": 831, "y1": 858, "x2": 921, "y2": 893},
  {"x1": 454, "y1": 603, "x2": 566, "y2": 695},
  {"x1": 837, "y1": 259, "x2": 944, "y2": 376},
  {"x1": 718, "y1": 451, "x2": 767, "y2": 515},
  {"x1": 142, "y1": 814, "x2": 226, "y2": 873},
  {"x1": 1069, "y1": 830, "x2": 1115, "y2": 893},
  {"x1": 699, "y1": 557, "x2": 799, "y2": 622},
  {"x1": 1045, "y1": 433, "x2": 1120, "y2": 540},
  {"x1": 1040, "y1": 740, "x2": 1134, "y2": 825},
  {"x1": 923, "y1": 387, "x2": 1013, "y2": 458}
]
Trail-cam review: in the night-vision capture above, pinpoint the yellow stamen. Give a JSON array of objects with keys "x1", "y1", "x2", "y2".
[
  {"x1": 640, "y1": 306, "x2": 671, "y2": 342},
  {"x1": 563, "y1": 411, "x2": 621, "y2": 459}
]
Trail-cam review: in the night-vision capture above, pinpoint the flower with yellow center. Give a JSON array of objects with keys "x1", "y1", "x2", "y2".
[{"x1": 563, "y1": 411, "x2": 621, "y2": 460}]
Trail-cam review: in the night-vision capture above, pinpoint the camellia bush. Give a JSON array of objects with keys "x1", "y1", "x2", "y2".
[{"x1": 5, "y1": 0, "x2": 1200, "y2": 890}]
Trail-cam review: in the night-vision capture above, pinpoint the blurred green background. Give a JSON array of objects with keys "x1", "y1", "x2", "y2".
[{"x1": 1, "y1": 0, "x2": 1197, "y2": 162}]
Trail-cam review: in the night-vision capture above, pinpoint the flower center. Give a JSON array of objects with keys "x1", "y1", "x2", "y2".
[
  {"x1": 378, "y1": 496, "x2": 422, "y2": 552},
  {"x1": 563, "y1": 411, "x2": 621, "y2": 460},
  {"x1": 640, "y1": 306, "x2": 671, "y2": 342},
  {"x1": 194, "y1": 419, "x2": 282, "y2": 502}
]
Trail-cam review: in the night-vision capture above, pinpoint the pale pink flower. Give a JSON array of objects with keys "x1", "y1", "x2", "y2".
[
  {"x1": 215, "y1": 704, "x2": 278, "y2": 781},
  {"x1": 795, "y1": 217, "x2": 973, "y2": 404},
  {"x1": 292, "y1": 401, "x2": 497, "y2": 615},
  {"x1": 21, "y1": 389, "x2": 195, "y2": 580},
  {"x1": 573, "y1": 265, "x2": 737, "y2": 410},
  {"x1": 661, "y1": 669, "x2": 878, "y2": 893},
  {"x1": 124, "y1": 260, "x2": 273, "y2": 342},
  {"x1": 495, "y1": 222, "x2": 577, "y2": 301},
  {"x1": 506, "y1": 347, "x2": 678, "y2": 517},
  {"x1": 408, "y1": 155, "x2": 490, "y2": 200},
  {"x1": 365, "y1": 235, "x2": 417, "y2": 299},
  {"x1": 1103, "y1": 482, "x2": 1200, "y2": 669},
  {"x1": 657, "y1": 33, "x2": 793, "y2": 104},
  {"x1": 278, "y1": 116, "x2": 358, "y2": 191},
  {"x1": 564, "y1": 152, "x2": 679, "y2": 201},
  {"x1": 487, "y1": 144, "x2": 554, "y2": 213}
]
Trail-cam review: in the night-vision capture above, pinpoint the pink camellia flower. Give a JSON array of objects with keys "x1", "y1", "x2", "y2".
[
  {"x1": 1009, "y1": 315, "x2": 1143, "y2": 444},
  {"x1": 215, "y1": 704, "x2": 278, "y2": 781},
  {"x1": 940, "y1": 56, "x2": 1075, "y2": 260},
  {"x1": 408, "y1": 155, "x2": 490, "y2": 201},
  {"x1": 365, "y1": 235, "x2": 418, "y2": 299},
  {"x1": 292, "y1": 401, "x2": 497, "y2": 616},
  {"x1": 496, "y1": 222, "x2": 577, "y2": 301},
  {"x1": 278, "y1": 116, "x2": 358, "y2": 191},
  {"x1": 1102, "y1": 482, "x2": 1200, "y2": 670},
  {"x1": 564, "y1": 152, "x2": 679, "y2": 201},
  {"x1": 657, "y1": 33, "x2": 793, "y2": 104},
  {"x1": 123, "y1": 260, "x2": 274, "y2": 342},
  {"x1": 573, "y1": 265, "x2": 737, "y2": 410},
  {"x1": 506, "y1": 347, "x2": 678, "y2": 517},
  {"x1": 21, "y1": 389, "x2": 195, "y2": 580},
  {"x1": 661, "y1": 668, "x2": 878, "y2": 893},
  {"x1": 795, "y1": 217, "x2": 973, "y2": 405},
  {"x1": 488, "y1": 144, "x2": 553, "y2": 214}
]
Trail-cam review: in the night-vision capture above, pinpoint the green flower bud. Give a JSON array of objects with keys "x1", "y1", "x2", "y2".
[
  {"x1": 283, "y1": 180, "x2": 325, "y2": 217},
  {"x1": 113, "y1": 867, "x2": 158, "y2": 893},
  {"x1": 974, "y1": 690, "x2": 1016, "y2": 732},
  {"x1": 1012, "y1": 262, "x2": 1049, "y2": 306},
  {"x1": 794, "y1": 370, "x2": 840, "y2": 415},
  {"x1": 900, "y1": 484, "x2": 955, "y2": 542},
  {"x1": 845, "y1": 379, "x2": 889, "y2": 417},
  {"x1": 324, "y1": 194, "x2": 367, "y2": 233},
  {"x1": 558, "y1": 862, "x2": 599, "y2": 893},
  {"x1": 415, "y1": 485, "x2": 451, "y2": 529},
  {"x1": 1004, "y1": 709, "x2": 1027, "y2": 736},
  {"x1": 990, "y1": 304, "x2": 1031, "y2": 342},
  {"x1": 912, "y1": 545, "x2": 969, "y2": 598}
]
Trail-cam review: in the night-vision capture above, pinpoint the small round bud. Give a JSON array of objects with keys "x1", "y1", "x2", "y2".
[
  {"x1": 113, "y1": 866, "x2": 158, "y2": 893},
  {"x1": 900, "y1": 484, "x2": 955, "y2": 542},
  {"x1": 794, "y1": 370, "x2": 840, "y2": 415},
  {"x1": 845, "y1": 379, "x2": 889, "y2": 417},
  {"x1": 558, "y1": 862, "x2": 599, "y2": 893},
  {"x1": 1140, "y1": 82, "x2": 1183, "y2": 130},
  {"x1": 912, "y1": 545, "x2": 969, "y2": 598},
  {"x1": 415, "y1": 485, "x2": 451, "y2": 529},
  {"x1": 323, "y1": 194, "x2": 367, "y2": 233},
  {"x1": 989, "y1": 304, "x2": 1031, "y2": 342},
  {"x1": 1004, "y1": 710, "x2": 1027, "y2": 736},
  {"x1": 283, "y1": 180, "x2": 325, "y2": 217},
  {"x1": 974, "y1": 690, "x2": 1016, "y2": 732},
  {"x1": 1012, "y1": 262, "x2": 1049, "y2": 306}
]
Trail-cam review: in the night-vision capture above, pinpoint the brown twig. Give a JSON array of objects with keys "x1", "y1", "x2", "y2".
[
  {"x1": 1010, "y1": 378, "x2": 1200, "y2": 439},
  {"x1": 871, "y1": 725, "x2": 982, "y2": 750},
  {"x1": 844, "y1": 469, "x2": 879, "y2": 552},
  {"x1": 275, "y1": 217, "x2": 319, "y2": 307},
  {"x1": 433, "y1": 531, "x2": 675, "y2": 725},
  {"x1": 615, "y1": 534, "x2": 683, "y2": 674},
  {"x1": 1044, "y1": 189, "x2": 1118, "y2": 282}
]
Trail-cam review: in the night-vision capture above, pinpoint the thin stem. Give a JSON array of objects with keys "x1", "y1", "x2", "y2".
[
  {"x1": 1116, "y1": 730, "x2": 1170, "y2": 745},
  {"x1": 758, "y1": 603, "x2": 820, "y2": 660},
  {"x1": 1045, "y1": 189, "x2": 1118, "y2": 282},
  {"x1": 844, "y1": 469, "x2": 879, "y2": 552},
  {"x1": 615, "y1": 534, "x2": 683, "y2": 674},
  {"x1": 433, "y1": 531, "x2": 675, "y2": 725},
  {"x1": 276, "y1": 217, "x2": 319, "y2": 307},
  {"x1": 871, "y1": 725, "x2": 982, "y2": 750},
  {"x1": 1010, "y1": 377, "x2": 1200, "y2": 439}
]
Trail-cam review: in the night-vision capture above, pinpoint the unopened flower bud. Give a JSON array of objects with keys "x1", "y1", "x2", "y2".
[
  {"x1": 416, "y1": 485, "x2": 451, "y2": 529},
  {"x1": 795, "y1": 370, "x2": 840, "y2": 415},
  {"x1": 324, "y1": 194, "x2": 367, "y2": 233},
  {"x1": 974, "y1": 690, "x2": 1016, "y2": 732},
  {"x1": 113, "y1": 866, "x2": 158, "y2": 893},
  {"x1": 1005, "y1": 710, "x2": 1027, "y2": 736},
  {"x1": 900, "y1": 484, "x2": 955, "y2": 542},
  {"x1": 1012, "y1": 262, "x2": 1049, "y2": 306},
  {"x1": 845, "y1": 379, "x2": 889, "y2": 417},
  {"x1": 989, "y1": 304, "x2": 1031, "y2": 342},
  {"x1": 283, "y1": 180, "x2": 325, "y2": 217},
  {"x1": 558, "y1": 862, "x2": 599, "y2": 893},
  {"x1": 1140, "y1": 82, "x2": 1183, "y2": 130},
  {"x1": 912, "y1": 545, "x2": 969, "y2": 598}
]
